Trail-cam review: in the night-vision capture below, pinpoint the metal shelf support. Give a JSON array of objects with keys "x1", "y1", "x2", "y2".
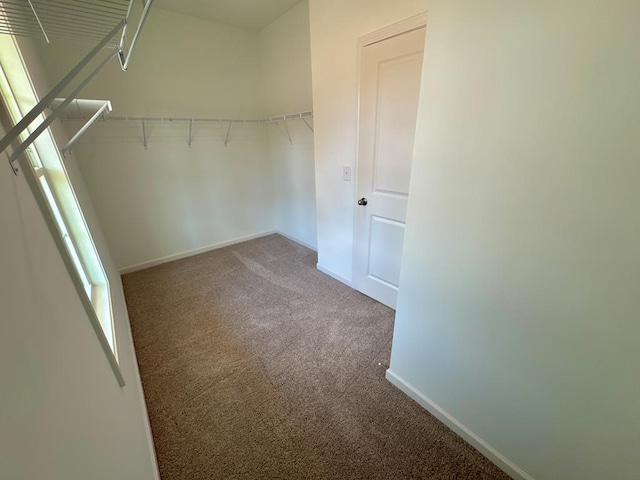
[
  {"x1": 62, "y1": 100, "x2": 112, "y2": 155},
  {"x1": 302, "y1": 118, "x2": 314, "y2": 133},
  {"x1": 26, "y1": 0, "x2": 49, "y2": 43},
  {"x1": 141, "y1": 119, "x2": 147, "y2": 149},
  {"x1": 224, "y1": 121, "x2": 232, "y2": 147},
  {"x1": 118, "y1": 0, "x2": 154, "y2": 71},
  {"x1": 277, "y1": 121, "x2": 293, "y2": 146}
]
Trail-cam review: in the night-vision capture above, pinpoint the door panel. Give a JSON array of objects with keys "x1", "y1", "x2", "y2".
[
  {"x1": 368, "y1": 216, "x2": 406, "y2": 288},
  {"x1": 353, "y1": 26, "x2": 426, "y2": 309},
  {"x1": 374, "y1": 56, "x2": 423, "y2": 196}
]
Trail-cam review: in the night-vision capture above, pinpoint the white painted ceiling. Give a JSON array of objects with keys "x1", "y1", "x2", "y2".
[{"x1": 152, "y1": 0, "x2": 303, "y2": 31}]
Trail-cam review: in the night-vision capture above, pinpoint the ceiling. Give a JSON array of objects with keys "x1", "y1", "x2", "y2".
[{"x1": 152, "y1": 0, "x2": 303, "y2": 31}]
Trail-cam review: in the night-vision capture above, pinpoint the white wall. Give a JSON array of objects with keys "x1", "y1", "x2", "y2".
[
  {"x1": 260, "y1": 1, "x2": 314, "y2": 116},
  {"x1": 260, "y1": 0, "x2": 317, "y2": 249},
  {"x1": 71, "y1": 122, "x2": 274, "y2": 272},
  {"x1": 36, "y1": 8, "x2": 264, "y2": 118},
  {"x1": 308, "y1": 0, "x2": 427, "y2": 281},
  {"x1": 0, "y1": 40, "x2": 159, "y2": 480},
  {"x1": 390, "y1": 1, "x2": 640, "y2": 479},
  {"x1": 35, "y1": 9, "x2": 276, "y2": 271}
]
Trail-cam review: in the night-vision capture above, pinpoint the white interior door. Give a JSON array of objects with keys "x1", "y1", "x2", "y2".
[{"x1": 353, "y1": 26, "x2": 426, "y2": 309}]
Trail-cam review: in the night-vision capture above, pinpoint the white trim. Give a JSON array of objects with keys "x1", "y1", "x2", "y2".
[
  {"x1": 275, "y1": 230, "x2": 317, "y2": 252},
  {"x1": 119, "y1": 230, "x2": 277, "y2": 274},
  {"x1": 120, "y1": 285, "x2": 161, "y2": 480},
  {"x1": 385, "y1": 369, "x2": 535, "y2": 480},
  {"x1": 316, "y1": 263, "x2": 353, "y2": 287},
  {"x1": 359, "y1": 12, "x2": 428, "y2": 48}
]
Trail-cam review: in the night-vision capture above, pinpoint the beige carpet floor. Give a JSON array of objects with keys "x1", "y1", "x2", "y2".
[{"x1": 123, "y1": 234, "x2": 510, "y2": 480}]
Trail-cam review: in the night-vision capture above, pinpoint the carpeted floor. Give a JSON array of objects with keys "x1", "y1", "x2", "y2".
[{"x1": 123, "y1": 234, "x2": 510, "y2": 480}]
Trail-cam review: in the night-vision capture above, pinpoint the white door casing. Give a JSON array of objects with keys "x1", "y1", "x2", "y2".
[{"x1": 353, "y1": 22, "x2": 426, "y2": 309}]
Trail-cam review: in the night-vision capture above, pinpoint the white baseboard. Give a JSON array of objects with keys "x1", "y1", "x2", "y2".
[
  {"x1": 385, "y1": 369, "x2": 534, "y2": 480},
  {"x1": 316, "y1": 263, "x2": 352, "y2": 287},
  {"x1": 119, "y1": 230, "x2": 276, "y2": 274},
  {"x1": 275, "y1": 230, "x2": 317, "y2": 252},
  {"x1": 113, "y1": 282, "x2": 161, "y2": 479}
]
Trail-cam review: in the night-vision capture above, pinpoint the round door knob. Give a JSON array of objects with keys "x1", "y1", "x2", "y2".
[{"x1": 357, "y1": 197, "x2": 368, "y2": 206}]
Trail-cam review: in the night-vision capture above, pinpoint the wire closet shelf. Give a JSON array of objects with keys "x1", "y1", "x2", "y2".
[
  {"x1": 58, "y1": 109, "x2": 315, "y2": 149},
  {"x1": 0, "y1": 0, "x2": 155, "y2": 174}
]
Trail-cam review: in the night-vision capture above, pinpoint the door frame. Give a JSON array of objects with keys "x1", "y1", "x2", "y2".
[{"x1": 352, "y1": 12, "x2": 428, "y2": 303}]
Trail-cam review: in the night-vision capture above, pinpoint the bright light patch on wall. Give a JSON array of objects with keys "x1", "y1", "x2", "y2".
[{"x1": 0, "y1": 35, "x2": 117, "y2": 355}]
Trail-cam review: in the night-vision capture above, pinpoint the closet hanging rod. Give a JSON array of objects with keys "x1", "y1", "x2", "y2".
[
  {"x1": 58, "y1": 111, "x2": 314, "y2": 124},
  {"x1": 57, "y1": 111, "x2": 314, "y2": 148}
]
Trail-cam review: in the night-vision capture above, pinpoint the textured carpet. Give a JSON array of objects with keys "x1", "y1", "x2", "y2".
[{"x1": 123, "y1": 234, "x2": 510, "y2": 480}]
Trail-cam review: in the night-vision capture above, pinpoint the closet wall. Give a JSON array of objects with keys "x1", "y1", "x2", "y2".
[
  {"x1": 34, "y1": 8, "x2": 283, "y2": 271},
  {"x1": 259, "y1": 1, "x2": 316, "y2": 249},
  {"x1": 1, "y1": 38, "x2": 159, "y2": 480},
  {"x1": 389, "y1": 1, "x2": 640, "y2": 478}
]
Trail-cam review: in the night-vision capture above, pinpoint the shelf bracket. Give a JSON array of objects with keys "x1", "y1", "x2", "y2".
[
  {"x1": 277, "y1": 121, "x2": 293, "y2": 146},
  {"x1": 7, "y1": 152, "x2": 19, "y2": 175},
  {"x1": 118, "y1": 0, "x2": 155, "y2": 71},
  {"x1": 141, "y1": 119, "x2": 147, "y2": 149},
  {"x1": 27, "y1": 0, "x2": 50, "y2": 44},
  {"x1": 188, "y1": 118, "x2": 193, "y2": 148},
  {"x1": 7, "y1": 51, "x2": 117, "y2": 171},
  {"x1": 301, "y1": 117, "x2": 314, "y2": 133},
  {"x1": 62, "y1": 101, "x2": 112, "y2": 155},
  {"x1": 224, "y1": 121, "x2": 232, "y2": 147}
]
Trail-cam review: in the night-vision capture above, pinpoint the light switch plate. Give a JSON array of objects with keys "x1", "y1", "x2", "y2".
[{"x1": 343, "y1": 166, "x2": 352, "y2": 182}]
